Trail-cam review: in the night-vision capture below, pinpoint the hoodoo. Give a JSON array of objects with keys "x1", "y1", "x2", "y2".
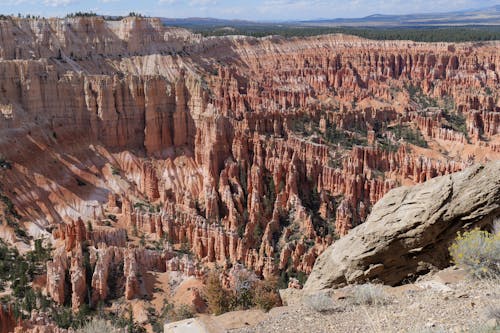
[{"x1": 0, "y1": 10, "x2": 498, "y2": 333}]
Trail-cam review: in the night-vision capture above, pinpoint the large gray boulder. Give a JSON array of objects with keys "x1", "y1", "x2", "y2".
[{"x1": 304, "y1": 161, "x2": 500, "y2": 291}]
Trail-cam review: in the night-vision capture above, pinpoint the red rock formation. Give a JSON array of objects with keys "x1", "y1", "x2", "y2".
[
  {"x1": 46, "y1": 248, "x2": 68, "y2": 306},
  {"x1": 0, "y1": 18, "x2": 498, "y2": 317},
  {"x1": 70, "y1": 248, "x2": 87, "y2": 312},
  {"x1": 0, "y1": 305, "x2": 17, "y2": 333}
]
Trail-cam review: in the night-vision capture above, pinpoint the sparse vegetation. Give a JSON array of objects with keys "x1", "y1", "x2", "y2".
[
  {"x1": 128, "y1": 12, "x2": 145, "y2": 18},
  {"x1": 303, "y1": 291, "x2": 337, "y2": 313},
  {"x1": 377, "y1": 138, "x2": 400, "y2": 152},
  {"x1": 66, "y1": 12, "x2": 98, "y2": 18},
  {"x1": 146, "y1": 300, "x2": 195, "y2": 332},
  {"x1": 466, "y1": 323, "x2": 499, "y2": 333},
  {"x1": 407, "y1": 84, "x2": 438, "y2": 109},
  {"x1": 1, "y1": 191, "x2": 20, "y2": 218},
  {"x1": 107, "y1": 214, "x2": 117, "y2": 222},
  {"x1": 253, "y1": 277, "x2": 282, "y2": 312},
  {"x1": 253, "y1": 223, "x2": 263, "y2": 243},
  {"x1": 350, "y1": 284, "x2": 392, "y2": 306},
  {"x1": 323, "y1": 123, "x2": 368, "y2": 148},
  {"x1": 111, "y1": 166, "x2": 121, "y2": 175},
  {"x1": 277, "y1": 266, "x2": 308, "y2": 290},
  {"x1": 0, "y1": 238, "x2": 55, "y2": 318},
  {"x1": 77, "y1": 318, "x2": 124, "y2": 333},
  {"x1": 442, "y1": 109, "x2": 469, "y2": 139},
  {"x1": 205, "y1": 271, "x2": 232, "y2": 315},
  {"x1": 0, "y1": 236, "x2": 126, "y2": 331},
  {"x1": 0, "y1": 189, "x2": 27, "y2": 240},
  {"x1": 170, "y1": 304, "x2": 195, "y2": 321},
  {"x1": 485, "y1": 303, "x2": 500, "y2": 323},
  {"x1": 102, "y1": 16, "x2": 125, "y2": 21},
  {"x1": 133, "y1": 201, "x2": 157, "y2": 213},
  {"x1": 204, "y1": 270, "x2": 281, "y2": 315},
  {"x1": 449, "y1": 226, "x2": 500, "y2": 279},
  {"x1": 290, "y1": 115, "x2": 367, "y2": 149},
  {"x1": 388, "y1": 124, "x2": 428, "y2": 148},
  {"x1": 178, "y1": 241, "x2": 192, "y2": 255}
]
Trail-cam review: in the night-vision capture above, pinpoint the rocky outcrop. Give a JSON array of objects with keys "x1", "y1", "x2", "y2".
[
  {"x1": 69, "y1": 248, "x2": 87, "y2": 312},
  {"x1": 46, "y1": 248, "x2": 69, "y2": 306},
  {"x1": 304, "y1": 161, "x2": 500, "y2": 291}
]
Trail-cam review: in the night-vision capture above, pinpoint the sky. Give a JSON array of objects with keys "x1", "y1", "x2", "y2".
[{"x1": 0, "y1": 0, "x2": 498, "y2": 21}]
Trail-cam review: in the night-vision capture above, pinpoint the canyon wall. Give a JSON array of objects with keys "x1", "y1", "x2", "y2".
[{"x1": 0, "y1": 16, "x2": 498, "y2": 312}]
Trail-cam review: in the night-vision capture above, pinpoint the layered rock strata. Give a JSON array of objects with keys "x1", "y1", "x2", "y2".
[{"x1": 0, "y1": 17, "x2": 498, "y2": 311}]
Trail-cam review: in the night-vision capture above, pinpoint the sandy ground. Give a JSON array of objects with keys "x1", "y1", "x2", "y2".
[
  {"x1": 233, "y1": 268, "x2": 499, "y2": 333},
  {"x1": 166, "y1": 267, "x2": 500, "y2": 333}
]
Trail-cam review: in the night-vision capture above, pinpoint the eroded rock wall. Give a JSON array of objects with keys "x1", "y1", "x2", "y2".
[{"x1": 0, "y1": 18, "x2": 498, "y2": 309}]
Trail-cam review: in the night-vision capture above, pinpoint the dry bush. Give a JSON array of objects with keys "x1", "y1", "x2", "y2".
[
  {"x1": 204, "y1": 270, "x2": 281, "y2": 314},
  {"x1": 302, "y1": 291, "x2": 337, "y2": 313},
  {"x1": 230, "y1": 266, "x2": 258, "y2": 310},
  {"x1": 466, "y1": 323, "x2": 499, "y2": 333},
  {"x1": 485, "y1": 304, "x2": 500, "y2": 322},
  {"x1": 449, "y1": 227, "x2": 500, "y2": 279},
  {"x1": 350, "y1": 284, "x2": 392, "y2": 306},
  {"x1": 253, "y1": 277, "x2": 281, "y2": 312},
  {"x1": 77, "y1": 318, "x2": 123, "y2": 333},
  {"x1": 406, "y1": 327, "x2": 447, "y2": 333}
]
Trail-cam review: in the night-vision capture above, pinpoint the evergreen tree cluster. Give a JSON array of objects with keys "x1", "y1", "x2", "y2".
[
  {"x1": 189, "y1": 25, "x2": 500, "y2": 42},
  {"x1": 65, "y1": 12, "x2": 98, "y2": 18}
]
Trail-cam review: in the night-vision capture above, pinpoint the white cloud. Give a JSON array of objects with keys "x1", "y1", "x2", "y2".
[
  {"x1": 189, "y1": 0, "x2": 217, "y2": 5},
  {"x1": 42, "y1": 0, "x2": 78, "y2": 6},
  {"x1": 2, "y1": 0, "x2": 498, "y2": 20},
  {"x1": 4, "y1": 0, "x2": 29, "y2": 4},
  {"x1": 158, "y1": 0, "x2": 217, "y2": 7}
]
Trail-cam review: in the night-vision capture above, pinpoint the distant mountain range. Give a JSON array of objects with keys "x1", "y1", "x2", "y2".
[{"x1": 161, "y1": 5, "x2": 500, "y2": 28}]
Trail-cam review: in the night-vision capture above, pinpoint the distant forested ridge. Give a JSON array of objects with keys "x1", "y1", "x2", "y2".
[{"x1": 186, "y1": 25, "x2": 500, "y2": 42}]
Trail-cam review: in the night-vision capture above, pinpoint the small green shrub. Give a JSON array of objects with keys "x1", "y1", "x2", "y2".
[
  {"x1": 205, "y1": 272, "x2": 232, "y2": 315},
  {"x1": 449, "y1": 228, "x2": 500, "y2": 279}
]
